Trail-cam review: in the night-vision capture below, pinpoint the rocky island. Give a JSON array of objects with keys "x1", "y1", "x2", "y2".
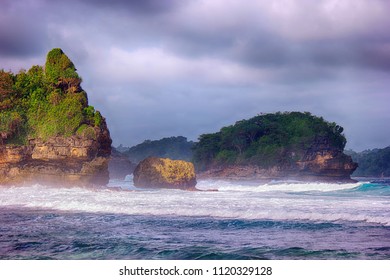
[
  {"x1": 0, "y1": 48, "x2": 111, "y2": 186},
  {"x1": 193, "y1": 112, "x2": 357, "y2": 182}
]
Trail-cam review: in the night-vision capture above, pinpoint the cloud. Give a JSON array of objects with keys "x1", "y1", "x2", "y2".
[
  {"x1": 256, "y1": 0, "x2": 389, "y2": 40},
  {"x1": 68, "y1": 0, "x2": 182, "y2": 15},
  {"x1": 90, "y1": 46, "x2": 267, "y2": 87},
  {"x1": 1, "y1": 0, "x2": 390, "y2": 151},
  {"x1": 0, "y1": 0, "x2": 48, "y2": 57}
]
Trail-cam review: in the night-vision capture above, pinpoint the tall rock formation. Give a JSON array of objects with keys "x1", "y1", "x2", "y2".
[{"x1": 0, "y1": 48, "x2": 111, "y2": 186}]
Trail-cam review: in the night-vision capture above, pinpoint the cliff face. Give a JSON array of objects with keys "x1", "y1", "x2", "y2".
[
  {"x1": 0, "y1": 120, "x2": 111, "y2": 186},
  {"x1": 295, "y1": 138, "x2": 357, "y2": 181},
  {"x1": 199, "y1": 148, "x2": 357, "y2": 182},
  {"x1": 0, "y1": 48, "x2": 112, "y2": 186}
]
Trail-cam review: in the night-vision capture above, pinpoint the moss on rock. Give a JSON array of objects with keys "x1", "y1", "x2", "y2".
[{"x1": 133, "y1": 157, "x2": 197, "y2": 190}]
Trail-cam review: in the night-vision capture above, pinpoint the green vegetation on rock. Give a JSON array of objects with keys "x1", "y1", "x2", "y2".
[
  {"x1": 193, "y1": 112, "x2": 347, "y2": 171},
  {"x1": 45, "y1": 48, "x2": 80, "y2": 84},
  {"x1": 0, "y1": 48, "x2": 104, "y2": 144}
]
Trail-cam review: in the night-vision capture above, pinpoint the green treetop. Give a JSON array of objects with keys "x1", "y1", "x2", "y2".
[
  {"x1": 0, "y1": 48, "x2": 103, "y2": 145},
  {"x1": 45, "y1": 48, "x2": 79, "y2": 83},
  {"x1": 192, "y1": 112, "x2": 347, "y2": 170}
]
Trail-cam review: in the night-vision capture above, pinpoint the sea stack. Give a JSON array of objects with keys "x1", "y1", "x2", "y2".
[
  {"x1": 0, "y1": 48, "x2": 112, "y2": 186},
  {"x1": 133, "y1": 157, "x2": 197, "y2": 190}
]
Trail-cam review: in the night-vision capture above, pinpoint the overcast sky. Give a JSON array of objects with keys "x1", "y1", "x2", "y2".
[{"x1": 1, "y1": 0, "x2": 390, "y2": 151}]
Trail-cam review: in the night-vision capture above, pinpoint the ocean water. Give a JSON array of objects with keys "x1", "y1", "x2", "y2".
[{"x1": 0, "y1": 176, "x2": 389, "y2": 260}]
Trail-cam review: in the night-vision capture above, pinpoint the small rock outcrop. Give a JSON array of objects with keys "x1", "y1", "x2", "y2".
[{"x1": 133, "y1": 157, "x2": 197, "y2": 190}]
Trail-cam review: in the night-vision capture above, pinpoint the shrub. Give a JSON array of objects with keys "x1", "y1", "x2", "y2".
[{"x1": 1, "y1": 48, "x2": 104, "y2": 144}]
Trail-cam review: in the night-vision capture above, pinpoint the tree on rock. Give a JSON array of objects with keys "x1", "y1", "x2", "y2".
[{"x1": 45, "y1": 48, "x2": 81, "y2": 93}]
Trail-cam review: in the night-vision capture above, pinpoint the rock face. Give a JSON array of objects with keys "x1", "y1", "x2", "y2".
[
  {"x1": 0, "y1": 121, "x2": 111, "y2": 186},
  {"x1": 133, "y1": 157, "x2": 197, "y2": 189},
  {"x1": 199, "y1": 138, "x2": 358, "y2": 182},
  {"x1": 295, "y1": 139, "x2": 358, "y2": 181}
]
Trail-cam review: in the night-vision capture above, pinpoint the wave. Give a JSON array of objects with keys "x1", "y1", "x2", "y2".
[
  {"x1": 352, "y1": 183, "x2": 390, "y2": 196},
  {"x1": 0, "y1": 182, "x2": 389, "y2": 226},
  {"x1": 197, "y1": 179, "x2": 362, "y2": 193}
]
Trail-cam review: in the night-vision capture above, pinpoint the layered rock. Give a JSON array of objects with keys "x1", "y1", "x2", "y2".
[
  {"x1": 199, "y1": 138, "x2": 357, "y2": 182},
  {"x1": 133, "y1": 157, "x2": 197, "y2": 190},
  {"x1": 0, "y1": 121, "x2": 111, "y2": 186},
  {"x1": 295, "y1": 139, "x2": 357, "y2": 181}
]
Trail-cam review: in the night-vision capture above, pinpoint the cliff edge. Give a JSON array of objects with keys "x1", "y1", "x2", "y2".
[{"x1": 0, "y1": 48, "x2": 111, "y2": 186}]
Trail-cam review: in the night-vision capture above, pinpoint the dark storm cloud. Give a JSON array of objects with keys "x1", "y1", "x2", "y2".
[
  {"x1": 225, "y1": 34, "x2": 390, "y2": 78},
  {"x1": 47, "y1": 0, "x2": 183, "y2": 17},
  {"x1": 78, "y1": 0, "x2": 182, "y2": 14}
]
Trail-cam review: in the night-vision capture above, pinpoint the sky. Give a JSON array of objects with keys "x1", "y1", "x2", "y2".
[{"x1": 1, "y1": 0, "x2": 390, "y2": 151}]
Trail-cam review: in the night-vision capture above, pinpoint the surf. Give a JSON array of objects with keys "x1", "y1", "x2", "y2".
[{"x1": 0, "y1": 179, "x2": 389, "y2": 226}]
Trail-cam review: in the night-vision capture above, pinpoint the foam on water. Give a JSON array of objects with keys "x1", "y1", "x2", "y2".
[
  {"x1": 1, "y1": 179, "x2": 389, "y2": 226},
  {"x1": 203, "y1": 180, "x2": 362, "y2": 193}
]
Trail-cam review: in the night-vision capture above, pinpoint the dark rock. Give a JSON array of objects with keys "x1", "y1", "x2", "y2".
[
  {"x1": 109, "y1": 147, "x2": 136, "y2": 180},
  {"x1": 295, "y1": 144, "x2": 357, "y2": 182}
]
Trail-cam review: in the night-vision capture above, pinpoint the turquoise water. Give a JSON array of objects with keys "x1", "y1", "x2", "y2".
[{"x1": 0, "y1": 178, "x2": 389, "y2": 259}]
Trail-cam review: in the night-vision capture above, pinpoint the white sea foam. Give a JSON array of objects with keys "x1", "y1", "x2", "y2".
[
  {"x1": 200, "y1": 180, "x2": 362, "y2": 193},
  {"x1": 0, "y1": 180, "x2": 389, "y2": 226}
]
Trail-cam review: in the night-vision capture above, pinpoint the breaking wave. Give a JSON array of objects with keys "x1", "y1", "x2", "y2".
[{"x1": 0, "y1": 179, "x2": 389, "y2": 226}]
